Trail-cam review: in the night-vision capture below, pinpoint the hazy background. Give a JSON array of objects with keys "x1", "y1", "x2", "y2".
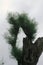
[{"x1": 0, "y1": 0, "x2": 43, "y2": 65}]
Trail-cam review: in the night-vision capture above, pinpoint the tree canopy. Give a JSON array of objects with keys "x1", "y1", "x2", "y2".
[{"x1": 5, "y1": 13, "x2": 37, "y2": 65}]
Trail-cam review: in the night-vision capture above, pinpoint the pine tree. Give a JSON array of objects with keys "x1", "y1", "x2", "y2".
[{"x1": 5, "y1": 13, "x2": 43, "y2": 65}]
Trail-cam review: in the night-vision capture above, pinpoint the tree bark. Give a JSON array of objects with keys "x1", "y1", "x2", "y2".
[{"x1": 22, "y1": 37, "x2": 43, "y2": 65}]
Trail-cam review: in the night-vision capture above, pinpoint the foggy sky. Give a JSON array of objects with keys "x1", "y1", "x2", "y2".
[{"x1": 0, "y1": 0, "x2": 43, "y2": 65}]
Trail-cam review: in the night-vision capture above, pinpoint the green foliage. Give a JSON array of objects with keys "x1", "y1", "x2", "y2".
[
  {"x1": 18, "y1": 13, "x2": 37, "y2": 40},
  {"x1": 7, "y1": 13, "x2": 37, "y2": 41},
  {"x1": 5, "y1": 12, "x2": 37, "y2": 65},
  {"x1": 11, "y1": 47, "x2": 22, "y2": 61},
  {"x1": 5, "y1": 35, "x2": 17, "y2": 47}
]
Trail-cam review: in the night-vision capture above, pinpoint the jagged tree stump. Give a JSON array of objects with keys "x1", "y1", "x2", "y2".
[{"x1": 22, "y1": 37, "x2": 43, "y2": 65}]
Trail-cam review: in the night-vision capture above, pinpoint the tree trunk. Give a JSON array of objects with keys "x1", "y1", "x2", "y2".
[{"x1": 22, "y1": 37, "x2": 43, "y2": 65}]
